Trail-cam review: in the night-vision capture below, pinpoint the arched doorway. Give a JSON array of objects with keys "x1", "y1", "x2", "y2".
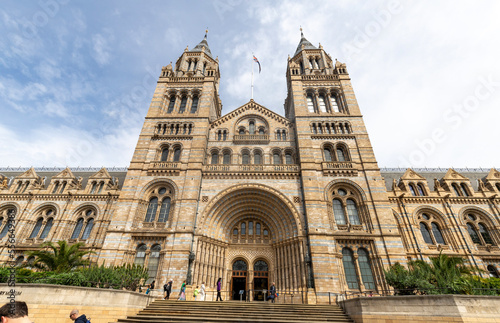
[
  {"x1": 253, "y1": 260, "x2": 269, "y2": 301},
  {"x1": 231, "y1": 260, "x2": 247, "y2": 300},
  {"x1": 193, "y1": 185, "x2": 308, "y2": 297}
]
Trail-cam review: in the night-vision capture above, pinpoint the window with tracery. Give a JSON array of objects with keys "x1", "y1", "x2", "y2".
[
  {"x1": 144, "y1": 187, "x2": 173, "y2": 223},
  {"x1": 465, "y1": 213, "x2": 495, "y2": 246},
  {"x1": 419, "y1": 213, "x2": 446, "y2": 245},
  {"x1": 342, "y1": 247, "x2": 376, "y2": 290},
  {"x1": 71, "y1": 208, "x2": 95, "y2": 240},
  {"x1": 232, "y1": 219, "x2": 270, "y2": 243},
  {"x1": 332, "y1": 188, "x2": 361, "y2": 226},
  {"x1": 0, "y1": 207, "x2": 15, "y2": 239}
]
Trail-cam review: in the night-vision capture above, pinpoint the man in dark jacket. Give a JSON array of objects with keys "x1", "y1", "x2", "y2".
[
  {"x1": 164, "y1": 279, "x2": 173, "y2": 299},
  {"x1": 267, "y1": 282, "x2": 276, "y2": 303},
  {"x1": 70, "y1": 309, "x2": 88, "y2": 323}
]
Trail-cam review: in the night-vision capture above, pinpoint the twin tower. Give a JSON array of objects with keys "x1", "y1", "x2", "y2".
[{"x1": 98, "y1": 30, "x2": 399, "y2": 301}]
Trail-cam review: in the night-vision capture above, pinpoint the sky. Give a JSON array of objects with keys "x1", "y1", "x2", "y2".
[{"x1": 1, "y1": 1, "x2": 499, "y2": 169}]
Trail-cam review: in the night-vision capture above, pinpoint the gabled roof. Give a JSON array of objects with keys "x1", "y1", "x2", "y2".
[
  {"x1": 52, "y1": 167, "x2": 76, "y2": 179},
  {"x1": 89, "y1": 167, "x2": 112, "y2": 179},
  {"x1": 17, "y1": 167, "x2": 39, "y2": 179},
  {"x1": 442, "y1": 168, "x2": 469, "y2": 181},
  {"x1": 294, "y1": 29, "x2": 317, "y2": 57},
  {"x1": 400, "y1": 168, "x2": 426, "y2": 181},
  {"x1": 211, "y1": 100, "x2": 292, "y2": 128},
  {"x1": 485, "y1": 168, "x2": 500, "y2": 181}
]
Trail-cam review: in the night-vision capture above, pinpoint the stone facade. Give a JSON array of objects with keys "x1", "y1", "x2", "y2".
[{"x1": 1, "y1": 32, "x2": 499, "y2": 303}]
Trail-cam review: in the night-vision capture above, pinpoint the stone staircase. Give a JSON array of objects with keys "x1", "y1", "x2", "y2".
[{"x1": 114, "y1": 300, "x2": 353, "y2": 323}]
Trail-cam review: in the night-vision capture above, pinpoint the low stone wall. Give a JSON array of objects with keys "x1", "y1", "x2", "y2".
[
  {"x1": 340, "y1": 295, "x2": 500, "y2": 323},
  {"x1": 0, "y1": 284, "x2": 151, "y2": 323}
]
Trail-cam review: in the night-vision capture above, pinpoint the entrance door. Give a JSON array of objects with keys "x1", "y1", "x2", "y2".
[
  {"x1": 253, "y1": 260, "x2": 269, "y2": 301},
  {"x1": 232, "y1": 260, "x2": 248, "y2": 300}
]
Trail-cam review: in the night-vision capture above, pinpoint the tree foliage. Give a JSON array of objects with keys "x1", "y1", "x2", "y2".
[
  {"x1": 384, "y1": 253, "x2": 500, "y2": 296},
  {"x1": 25, "y1": 240, "x2": 94, "y2": 273}
]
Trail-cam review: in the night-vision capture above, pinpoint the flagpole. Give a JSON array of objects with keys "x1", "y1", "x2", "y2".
[{"x1": 251, "y1": 52, "x2": 254, "y2": 100}]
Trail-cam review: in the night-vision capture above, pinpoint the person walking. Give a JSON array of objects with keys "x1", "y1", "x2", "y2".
[
  {"x1": 216, "y1": 278, "x2": 223, "y2": 301},
  {"x1": 198, "y1": 282, "x2": 206, "y2": 301},
  {"x1": 193, "y1": 286, "x2": 200, "y2": 300},
  {"x1": 164, "y1": 279, "x2": 173, "y2": 300},
  {"x1": 178, "y1": 280, "x2": 186, "y2": 300},
  {"x1": 267, "y1": 282, "x2": 276, "y2": 303}
]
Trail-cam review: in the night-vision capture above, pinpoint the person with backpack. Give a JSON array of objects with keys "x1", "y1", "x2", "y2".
[
  {"x1": 164, "y1": 279, "x2": 173, "y2": 300},
  {"x1": 69, "y1": 309, "x2": 90, "y2": 323}
]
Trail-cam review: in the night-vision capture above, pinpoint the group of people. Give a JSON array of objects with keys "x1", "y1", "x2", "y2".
[{"x1": 143, "y1": 278, "x2": 276, "y2": 303}]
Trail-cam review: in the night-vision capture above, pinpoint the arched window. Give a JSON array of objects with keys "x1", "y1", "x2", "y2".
[
  {"x1": 276, "y1": 131, "x2": 281, "y2": 140},
  {"x1": 97, "y1": 182, "x2": 104, "y2": 194},
  {"x1": 417, "y1": 184, "x2": 426, "y2": 196},
  {"x1": 167, "y1": 96, "x2": 176, "y2": 113},
  {"x1": 282, "y1": 131, "x2": 287, "y2": 140},
  {"x1": 306, "y1": 94, "x2": 315, "y2": 113},
  {"x1": 39, "y1": 218, "x2": 53, "y2": 239},
  {"x1": 460, "y1": 183, "x2": 470, "y2": 197},
  {"x1": 173, "y1": 148, "x2": 181, "y2": 162},
  {"x1": 487, "y1": 265, "x2": 499, "y2": 278},
  {"x1": 312, "y1": 124, "x2": 317, "y2": 134},
  {"x1": 29, "y1": 218, "x2": 43, "y2": 239},
  {"x1": 0, "y1": 215, "x2": 12, "y2": 239},
  {"x1": 409, "y1": 184, "x2": 417, "y2": 196},
  {"x1": 420, "y1": 223, "x2": 433, "y2": 244},
  {"x1": 254, "y1": 260, "x2": 268, "y2": 271},
  {"x1": 249, "y1": 121, "x2": 255, "y2": 134},
  {"x1": 158, "y1": 197, "x2": 171, "y2": 222},
  {"x1": 211, "y1": 152, "x2": 219, "y2": 165},
  {"x1": 358, "y1": 249, "x2": 375, "y2": 289},
  {"x1": 241, "y1": 222, "x2": 246, "y2": 234},
  {"x1": 239, "y1": 128, "x2": 245, "y2": 135},
  {"x1": 71, "y1": 218, "x2": 84, "y2": 240},
  {"x1": 90, "y1": 182, "x2": 97, "y2": 194},
  {"x1": 259, "y1": 128, "x2": 264, "y2": 135},
  {"x1": 217, "y1": 131, "x2": 222, "y2": 141},
  {"x1": 51, "y1": 182, "x2": 59, "y2": 194},
  {"x1": 478, "y1": 223, "x2": 494, "y2": 245},
  {"x1": 254, "y1": 152, "x2": 262, "y2": 164},
  {"x1": 431, "y1": 222, "x2": 445, "y2": 244},
  {"x1": 337, "y1": 147, "x2": 347, "y2": 162},
  {"x1": 161, "y1": 148, "x2": 169, "y2": 161},
  {"x1": 452, "y1": 183, "x2": 461, "y2": 196},
  {"x1": 190, "y1": 95, "x2": 199, "y2": 113},
  {"x1": 467, "y1": 223, "x2": 481, "y2": 244},
  {"x1": 134, "y1": 244, "x2": 147, "y2": 266},
  {"x1": 249, "y1": 221, "x2": 253, "y2": 235},
  {"x1": 285, "y1": 153, "x2": 293, "y2": 164},
  {"x1": 178, "y1": 96, "x2": 187, "y2": 113},
  {"x1": 324, "y1": 148, "x2": 333, "y2": 162},
  {"x1": 273, "y1": 152, "x2": 281, "y2": 164},
  {"x1": 242, "y1": 151, "x2": 250, "y2": 164},
  {"x1": 333, "y1": 199, "x2": 346, "y2": 225},
  {"x1": 318, "y1": 94, "x2": 327, "y2": 112},
  {"x1": 15, "y1": 256, "x2": 24, "y2": 267},
  {"x1": 145, "y1": 197, "x2": 158, "y2": 222},
  {"x1": 223, "y1": 130, "x2": 227, "y2": 141},
  {"x1": 342, "y1": 248, "x2": 359, "y2": 289},
  {"x1": 14, "y1": 182, "x2": 22, "y2": 193},
  {"x1": 59, "y1": 181, "x2": 67, "y2": 194},
  {"x1": 331, "y1": 94, "x2": 340, "y2": 112},
  {"x1": 346, "y1": 199, "x2": 360, "y2": 225},
  {"x1": 223, "y1": 151, "x2": 231, "y2": 164},
  {"x1": 233, "y1": 260, "x2": 248, "y2": 271},
  {"x1": 81, "y1": 218, "x2": 94, "y2": 240},
  {"x1": 147, "y1": 245, "x2": 161, "y2": 284},
  {"x1": 256, "y1": 223, "x2": 261, "y2": 235}
]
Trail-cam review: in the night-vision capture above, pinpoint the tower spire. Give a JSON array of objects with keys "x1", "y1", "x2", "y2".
[{"x1": 294, "y1": 27, "x2": 317, "y2": 57}]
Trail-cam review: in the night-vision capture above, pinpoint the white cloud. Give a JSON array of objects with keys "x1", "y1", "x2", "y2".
[{"x1": 91, "y1": 32, "x2": 113, "y2": 66}]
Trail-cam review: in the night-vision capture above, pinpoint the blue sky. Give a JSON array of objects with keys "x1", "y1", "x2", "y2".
[{"x1": 1, "y1": 1, "x2": 499, "y2": 169}]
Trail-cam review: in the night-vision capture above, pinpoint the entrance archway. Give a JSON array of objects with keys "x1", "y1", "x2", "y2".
[
  {"x1": 253, "y1": 260, "x2": 269, "y2": 301},
  {"x1": 193, "y1": 184, "x2": 308, "y2": 296},
  {"x1": 231, "y1": 260, "x2": 247, "y2": 300}
]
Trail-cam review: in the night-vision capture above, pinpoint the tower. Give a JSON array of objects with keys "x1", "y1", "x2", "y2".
[
  {"x1": 99, "y1": 31, "x2": 221, "y2": 284},
  {"x1": 284, "y1": 30, "x2": 405, "y2": 295}
]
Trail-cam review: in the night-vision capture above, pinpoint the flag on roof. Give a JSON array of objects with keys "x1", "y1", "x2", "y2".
[{"x1": 253, "y1": 55, "x2": 261, "y2": 73}]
